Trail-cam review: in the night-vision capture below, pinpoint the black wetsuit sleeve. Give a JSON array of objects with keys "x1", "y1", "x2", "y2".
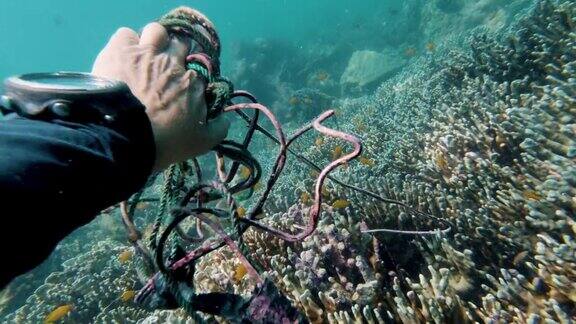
[{"x1": 0, "y1": 105, "x2": 155, "y2": 288}]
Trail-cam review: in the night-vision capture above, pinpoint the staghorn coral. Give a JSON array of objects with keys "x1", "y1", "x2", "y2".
[{"x1": 235, "y1": 0, "x2": 576, "y2": 323}]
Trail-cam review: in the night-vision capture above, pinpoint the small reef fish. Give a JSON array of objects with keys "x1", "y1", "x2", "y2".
[
  {"x1": 359, "y1": 156, "x2": 375, "y2": 167},
  {"x1": 425, "y1": 42, "x2": 436, "y2": 52},
  {"x1": 315, "y1": 70, "x2": 330, "y2": 81},
  {"x1": 300, "y1": 192, "x2": 311, "y2": 205},
  {"x1": 236, "y1": 206, "x2": 247, "y2": 218},
  {"x1": 523, "y1": 190, "x2": 542, "y2": 201},
  {"x1": 332, "y1": 145, "x2": 344, "y2": 160},
  {"x1": 44, "y1": 304, "x2": 73, "y2": 323},
  {"x1": 233, "y1": 264, "x2": 248, "y2": 283},
  {"x1": 435, "y1": 152, "x2": 448, "y2": 171},
  {"x1": 288, "y1": 96, "x2": 301, "y2": 106},
  {"x1": 118, "y1": 249, "x2": 133, "y2": 264},
  {"x1": 120, "y1": 290, "x2": 137, "y2": 302},
  {"x1": 332, "y1": 199, "x2": 350, "y2": 209},
  {"x1": 315, "y1": 137, "x2": 324, "y2": 146},
  {"x1": 239, "y1": 165, "x2": 251, "y2": 179}
]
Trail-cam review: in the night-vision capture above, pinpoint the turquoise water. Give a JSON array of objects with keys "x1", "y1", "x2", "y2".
[
  {"x1": 2, "y1": 0, "x2": 575, "y2": 323},
  {"x1": 0, "y1": 0, "x2": 384, "y2": 80}
]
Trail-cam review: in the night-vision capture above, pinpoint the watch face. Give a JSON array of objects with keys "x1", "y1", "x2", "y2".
[{"x1": 8, "y1": 72, "x2": 123, "y2": 92}]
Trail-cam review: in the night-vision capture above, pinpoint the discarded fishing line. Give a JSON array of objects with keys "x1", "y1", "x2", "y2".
[{"x1": 111, "y1": 6, "x2": 452, "y2": 321}]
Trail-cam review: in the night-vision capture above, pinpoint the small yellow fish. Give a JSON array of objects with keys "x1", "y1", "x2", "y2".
[
  {"x1": 300, "y1": 192, "x2": 311, "y2": 205},
  {"x1": 315, "y1": 137, "x2": 324, "y2": 146},
  {"x1": 233, "y1": 264, "x2": 248, "y2": 282},
  {"x1": 44, "y1": 304, "x2": 73, "y2": 323},
  {"x1": 332, "y1": 199, "x2": 350, "y2": 209},
  {"x1": 118, "y1": 249, "x2": 133, "y2": 264},
  {"x1": 316, "y1": 70, "x2": 330, "y2": 81},
  {"x1": 425, "y1": 42, "x2": 436, "y2": 52},
  {"x1": 288, "y1": 96, "x2": 301, "y2": 106},
  {"x1": 239, "y1": 166, "x2": 251, "y2": 179},
  {"x1": 236, "y1": 206, "x2": 246, "y2": 218},
  {"x1": 523, "y1": 190, "x2": 542, "y2": 201},
  {"x1": 332, "y1": 146, "x2": 344, "y2": 160},
  {"x1": 435, "y1": 153, "x2": 448, "y2": 170},
  {"x1": 359, "y1": 156, "x2": 375, "y2": 167},
  {"x1": 120, "y1": 290, "x2": 136, "y2": 302}
]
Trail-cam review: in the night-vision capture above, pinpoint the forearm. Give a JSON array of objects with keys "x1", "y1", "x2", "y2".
[{"x1": 0, "y1": 106, "x2": 155, "y2": 286}]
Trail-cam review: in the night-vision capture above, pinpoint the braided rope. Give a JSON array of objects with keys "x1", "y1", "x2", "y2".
[
  {"x1": 160, "y1": 13, "x2": 220, "y2": 54},
  {"x1": 149, "y1": 164, "x2": 177, "y2": 250},
  {"x1": 158, "y1": 7, "x2": 233, "y2": 120}
]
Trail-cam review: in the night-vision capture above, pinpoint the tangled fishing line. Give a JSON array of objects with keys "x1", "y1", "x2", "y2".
[{"x1": 111, "y1": 7, "x2": 452, "y2": 321}]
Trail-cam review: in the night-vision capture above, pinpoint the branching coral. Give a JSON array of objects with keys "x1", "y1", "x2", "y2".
[
  {"x1": 3, "y1": 239, "x2": 147, "y2": 323},
  {"x1": 233, "y1": 1, "x2": 576, "y2": 323},
  {"x1": 2, "y1": 1, "x2": 574, "y2": 323}
]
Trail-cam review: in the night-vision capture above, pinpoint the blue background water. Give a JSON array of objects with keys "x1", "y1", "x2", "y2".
[{"x1": 0, "y1": 0, "x2": 384, "y2": 81}]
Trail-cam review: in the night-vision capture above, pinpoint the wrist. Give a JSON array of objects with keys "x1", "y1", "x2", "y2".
[{"x1": 1, "y1": 71, "x2": 157, "y2": 184}]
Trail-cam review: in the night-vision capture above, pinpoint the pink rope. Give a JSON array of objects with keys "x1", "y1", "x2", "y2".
[{"x1": 240, "y1": 110, "x2": 362, "y2": 241}]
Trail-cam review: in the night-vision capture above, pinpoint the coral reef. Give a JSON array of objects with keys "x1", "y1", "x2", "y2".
[
  {"x1": 236, "y1": 0, "x2": 576, "y2": 323},
  {"x1": 2, "y1": 238, "x2": 148, "y2": 323},
  {"x1": 2, "y1": 0, "x2": 574, "y2": 323}
]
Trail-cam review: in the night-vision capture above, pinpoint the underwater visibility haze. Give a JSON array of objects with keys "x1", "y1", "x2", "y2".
[{"x1": 0, "y1": 0, "x2": 575, "y2": 323}]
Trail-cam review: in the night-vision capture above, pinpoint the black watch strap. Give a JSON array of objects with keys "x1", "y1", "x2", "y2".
[{"x1": 1, "y1": 72, "x2": 147, "y2": 127}]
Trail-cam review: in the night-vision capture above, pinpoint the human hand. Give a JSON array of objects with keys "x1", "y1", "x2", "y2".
[{"x1": 92, "y1": 22, "x2": 229, "y2": 172}]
